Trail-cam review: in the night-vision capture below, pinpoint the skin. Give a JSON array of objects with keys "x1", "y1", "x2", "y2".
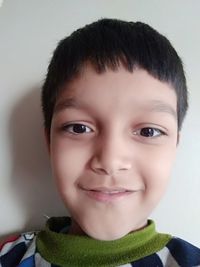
[{"x1": 47, "y1": 64, "x2": 179, "y2": 241}]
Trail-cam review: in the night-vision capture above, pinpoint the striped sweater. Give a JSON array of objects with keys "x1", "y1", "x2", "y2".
[{"x1": 0, "y1": 217, "x2": 200, "y2": 267}]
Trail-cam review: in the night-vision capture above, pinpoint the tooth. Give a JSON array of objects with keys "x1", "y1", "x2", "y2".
[
  {"x1": 92, "y1": 189, "x2": 127, "y2": 194},
  {"x1": 103, "y1": 191, "x2": 124, "y2": 194}
]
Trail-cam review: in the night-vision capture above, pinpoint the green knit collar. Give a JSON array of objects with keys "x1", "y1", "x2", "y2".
[{"x1": 36, "y1": 217, "x2": 171, "y2": 267}]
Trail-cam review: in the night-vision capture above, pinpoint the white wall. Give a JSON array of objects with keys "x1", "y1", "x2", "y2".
[{"x1": 0, "y1": 0, "x2": 200, "y2": 246}]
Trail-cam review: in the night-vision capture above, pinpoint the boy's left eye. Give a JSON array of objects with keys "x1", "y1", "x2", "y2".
[{"x1": 135, "y1": 127, "x2": 165, "y2": 138}]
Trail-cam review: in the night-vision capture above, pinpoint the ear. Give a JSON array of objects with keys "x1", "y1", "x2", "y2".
[
  {"x1": 44, "y1": 128, "x2": 51, "y2": 155},
  {"x1": 176, "y1": 131, "x2": 180, "y2": 146}
]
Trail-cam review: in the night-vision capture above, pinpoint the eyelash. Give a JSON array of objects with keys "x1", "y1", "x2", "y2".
[{"x1": 60, "y1": 123, "x2": 166, "y2": 138}]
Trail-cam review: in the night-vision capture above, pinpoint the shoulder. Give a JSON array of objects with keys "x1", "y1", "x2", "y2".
[
  {"x1": 0, "y1": 232, "x2": 37, "y2": 266},
  {"x1": 159, "y1": 237, "x2": 200, "y2": 266}
]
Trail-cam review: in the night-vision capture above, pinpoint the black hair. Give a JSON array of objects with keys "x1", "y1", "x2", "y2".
[{"x1": 42, "y1": 18, "x2": 188, "y2": 139}]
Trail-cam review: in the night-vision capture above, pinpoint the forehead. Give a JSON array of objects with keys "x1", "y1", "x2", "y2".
[{"x1": 55, "y1": 64, "x2": 177, "y2": 120}]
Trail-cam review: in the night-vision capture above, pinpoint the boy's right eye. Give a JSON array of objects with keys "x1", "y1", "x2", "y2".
[{"x1": 61, "y1": 123, "x2": 93, "y2": 135}]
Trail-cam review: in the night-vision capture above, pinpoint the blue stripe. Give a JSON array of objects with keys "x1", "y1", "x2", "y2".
[
  {"x1": 166, "y1": 237, "x2": 200, "y2": 267},
  {"x1": 18, "y1": 255, "x2": 35, "y2": 267},
  {"x1": 0, "y1": 242, "x2": 26, "y2": 267},
  {"x1": 131, "y1": 253, "x2": 163, "y2": 267}
]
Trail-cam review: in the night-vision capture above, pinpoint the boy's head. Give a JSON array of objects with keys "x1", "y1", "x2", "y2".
[
  {"x1": 42, "y1": 18, "x2": 188, "y2": 139},
  {"x1": 41, "y1": 18, "x2": 188, "y2": 240}
]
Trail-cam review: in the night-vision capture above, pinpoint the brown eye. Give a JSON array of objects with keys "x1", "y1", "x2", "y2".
[
  {"x1": 140, "y1": 127, "x2": 163, "y2": 137},
  {"x1": 72, "y1": 124, "x2": 87, "y2": 133}
]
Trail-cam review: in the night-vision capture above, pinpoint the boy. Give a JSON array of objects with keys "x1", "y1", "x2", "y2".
[{"x1": 0, "y1": 18, "x2": 200, "y2": 267}]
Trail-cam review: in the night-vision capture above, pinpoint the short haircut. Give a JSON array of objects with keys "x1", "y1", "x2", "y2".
[{"x1": 42, "y1": 18, "x2": 188, "y2": 139}]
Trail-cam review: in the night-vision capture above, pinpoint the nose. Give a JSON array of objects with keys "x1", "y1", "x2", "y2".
[{"x1": 90, "y1": 133, "x2": 132, "y2": 176}]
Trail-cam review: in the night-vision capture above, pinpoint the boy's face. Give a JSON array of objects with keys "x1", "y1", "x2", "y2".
[{"x1": 49, "y1": 64, "x2": 178, "y2": 241}]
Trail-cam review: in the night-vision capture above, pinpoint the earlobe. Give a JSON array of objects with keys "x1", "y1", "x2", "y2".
[{"x1": 44, "y1": 128, "x2": 51, "y2": 155}]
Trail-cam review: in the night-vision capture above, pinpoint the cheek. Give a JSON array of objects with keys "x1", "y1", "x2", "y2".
[
  {"x1": 50, "y1": 139, "x2": 90, "y2": 187},
  {"x1": 140, "y1": 146, "x2": 177, "y2": 195}
]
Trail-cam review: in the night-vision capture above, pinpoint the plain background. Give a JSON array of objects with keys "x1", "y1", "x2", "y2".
[{"x1": 0, "y1": 0, "x2": 200, "y2": 245}]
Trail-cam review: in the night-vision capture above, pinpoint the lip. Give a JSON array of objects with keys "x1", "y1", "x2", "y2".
[{"x1": 82, "y1": 187, "x2": 134, "y2": 202}]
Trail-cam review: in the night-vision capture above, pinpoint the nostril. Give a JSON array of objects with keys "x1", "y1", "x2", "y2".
[
  {"x1": 92, "y1": 166, "x2": 130, "y2": 176},
  {"x1": 94, "y1": 167, "x2": 110, "y2": 175},
  {"x1": 119, "y1": 168, "x2": 129, "y2": 171},
  {"x1": 90, "y1": 155, "x2": 132, "y2": 175}
]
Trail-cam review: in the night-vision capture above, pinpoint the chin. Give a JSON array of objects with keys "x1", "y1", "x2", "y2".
[
  {"x1": 73, "y1": 212, "x2": 148, "y2": 241},
  {"x1": 83, "y1": 225, "x2": 131, "y2": 241}
]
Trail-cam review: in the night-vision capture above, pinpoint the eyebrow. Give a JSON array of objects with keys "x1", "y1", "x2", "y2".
[
  {"x1": 54, "y1": 98, "x2": 177, "y2": 120},
  {"x1": 54, "y1": 98, "x2": 89, "y2": 113},
  {"x1": 147, "y1": 100, "x2": 177, "y2": 120}
]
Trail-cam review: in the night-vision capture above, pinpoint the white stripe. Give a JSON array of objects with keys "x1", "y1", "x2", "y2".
[
  {"x1": 156, "y1": 246, "x2": 180, "y2": 267},
  {"x1": 19, "y1": 237, "x2": 36, "y2": 262},
  {"x1": 0, "y1": 236, "x2": 24, "y2": 256},
  {"x1": 35, "y1": 252, "x2": 52, "y2": 267},
  {"x1": 22, "y1": 232, "x2": 36, "y2": 241}
]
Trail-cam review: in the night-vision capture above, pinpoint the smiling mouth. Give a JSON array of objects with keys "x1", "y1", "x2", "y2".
[{"x1": 82, "y1": 187, "x2": 135, "y2": 202}]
